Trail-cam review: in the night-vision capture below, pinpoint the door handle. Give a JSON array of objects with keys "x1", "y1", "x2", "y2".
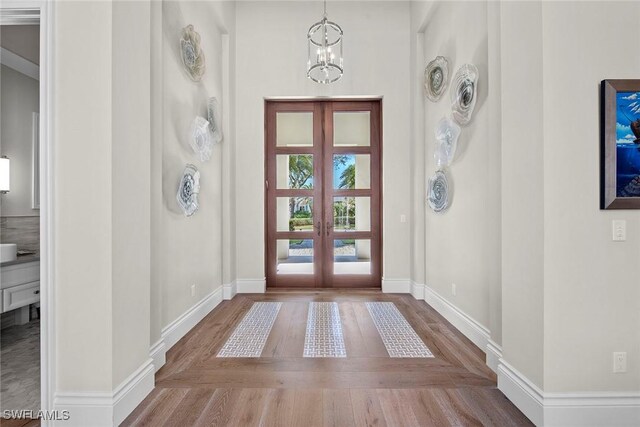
[
  {"x1": 315, "y1": 221, "x2": 321, "y2": 236},
  {"x1": 326, "y1": 221, "x2": 333, "y2": 236}
]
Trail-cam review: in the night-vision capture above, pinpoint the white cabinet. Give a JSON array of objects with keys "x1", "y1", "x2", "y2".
[
  {"x1": 0, "y1": 261, "x2": 40, "y2": 315},
  {"x1": 3, "y1": 280, "x2": 40, "y2": 312}
]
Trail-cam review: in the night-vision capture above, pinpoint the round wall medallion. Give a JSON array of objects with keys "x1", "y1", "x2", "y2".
[
  {"x1": 189, "y1": 116, "x2": 214, "y2": 162},
  {"x1": 176, "y1": 164, "x2": 201, "y2": 217},
  {"x1": 450, "y1": 64, "x2": 479, "y2": 126},
  {"x1": 424, "y1": 56, "x2": 449, "y2": 102},
  {"x1": 434, "y1": 116, "x2": 461, "y2": 167},
  {"x1": 180, "y1": 25, "x2": 205, "y2": 82},
  {"x1": 427, "y1": 170, "x2": 450, "y2": 213}
]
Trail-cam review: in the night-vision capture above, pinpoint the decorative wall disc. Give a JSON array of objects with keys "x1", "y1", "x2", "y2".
[
  {"x1": 189, "y1": 116, "x2": 214, "y2": 162},
  {"x1": 427, "y1": 170, "x2": 450, "y2": 213},
  {"x1": 180, "y1": 25, "x2": 205, "y2": 82},
  {"x1": 450, "y1": 64, "x2": 479, "y2": 125},
  {"x1": 434, "y1": 116, "x2": 461, "y2": 167},
  {"x1": 207, "y1": 97, "x2": 223, "y2": 145},
  {"x1": 424, "y1": 56, "x2": 449, "y2": 102},
  {"x1": 176, "y1": 164, "x2": 200, "y2": 217}
]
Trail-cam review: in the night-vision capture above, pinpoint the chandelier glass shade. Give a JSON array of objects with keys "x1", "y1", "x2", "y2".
[{"x1": 307, "y1": 2, "x2": 343, "y2": 84}]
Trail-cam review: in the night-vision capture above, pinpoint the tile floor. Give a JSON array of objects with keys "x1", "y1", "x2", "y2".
[{"x1": 0, "y1": 320, "x2": 40, "y2": 412}]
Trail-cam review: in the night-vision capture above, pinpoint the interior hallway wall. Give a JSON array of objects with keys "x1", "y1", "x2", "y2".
[
  {"x1": 413, "y1": 0, "x2": 500, "y2": 338},
  {"x1": 235, "y1": 1, "x2": 412, "y2": 286},
  {"x1": 150, "y1": 0, "x2": 235, "y2": 343},
  {"x1": 54, "y1": 0, "x2": 151, "y2": 396},
  {"x1": 540, "y1": 0, "x2": 640, "y2": 393}
]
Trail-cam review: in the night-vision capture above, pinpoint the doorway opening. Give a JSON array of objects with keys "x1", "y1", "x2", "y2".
[{"x1": 265, "y1": 99, "x2": 382, "y2": 288}]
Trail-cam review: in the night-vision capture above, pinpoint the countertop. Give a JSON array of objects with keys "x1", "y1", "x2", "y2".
[{"x1": 1, "y1": 253, "x2": 40, "y2": 267}]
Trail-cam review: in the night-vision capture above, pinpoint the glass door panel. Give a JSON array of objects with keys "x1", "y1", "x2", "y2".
[
  {"x1": 277, "y1": 239, "x2": 314, "y2": 275},
  {"x1": 333, "y1": 239, "x2": 372, "y2": 275},
  {"x1": 333, "y1": 111, "x2": 371, "y2": 146},
  {"x1": 333, "y1": 154, "x2": 370, "y2": 189},
  {"x1": 277, "y1": 197, "x2": 314, "y2": 232},
  {"x1": 276, "y1": 112, "x2": 314, "y2": 147},
  {"x1": 276, "y1": 154, "x2": 314, "y2": 189},
  {"x1": 332, "y1": 197, "x2": 370, "y2": 232}
]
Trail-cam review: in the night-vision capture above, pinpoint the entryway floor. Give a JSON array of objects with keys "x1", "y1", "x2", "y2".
[{"x1": 123, "y1": 291, "x2": 532, "y2": 426}]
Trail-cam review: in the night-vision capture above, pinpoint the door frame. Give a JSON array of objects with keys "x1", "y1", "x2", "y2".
[
  {"x1": 264, "y1": 98, "x2": 383, "y2": 289},
  {"x1": 1, "y1": 0, "x2": 55, "y2": 419}
]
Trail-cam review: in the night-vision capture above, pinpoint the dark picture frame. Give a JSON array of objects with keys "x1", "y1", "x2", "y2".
[{"x1": 600, "y1": 79, "x2": 640, "y2": 209}]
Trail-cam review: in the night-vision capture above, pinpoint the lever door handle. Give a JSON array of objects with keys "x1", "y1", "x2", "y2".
[
  {"x1": 315, "y1": 221, "x2": 321, "y2": 236},
  {"x1": 326, "y1": 221, "x2": 333, "y2": 236}
]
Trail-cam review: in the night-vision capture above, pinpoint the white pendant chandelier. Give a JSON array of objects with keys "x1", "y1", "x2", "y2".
[{"x1": 307, "y1": 0, "x2": 343, "y2": 84}]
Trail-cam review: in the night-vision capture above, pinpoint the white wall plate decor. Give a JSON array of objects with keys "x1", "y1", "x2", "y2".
[
  {"x1": 176, "y1": 164, "x2": 200, "y2": 217},
  {"x1": 424, "y1": 56, "x2": 449, "y2": 102},
  {"x1": 427, "y1": 170, "x2": 450, "y2": 213},
  {"x1": 450, "y1": 64, "x2": 479, "y2": 126},
  {"x1": 180, "y1": 25, "x2": 205, "y2": 82},
  {"x1": 434, "y1": 116, "x2": 461, "y2": 167},
  {"x1": 189, "y1": 116, "x2": 214, "y2": 162},
  {"x1": 207, "y1": 97, "x2": 223, "y2": 145}
]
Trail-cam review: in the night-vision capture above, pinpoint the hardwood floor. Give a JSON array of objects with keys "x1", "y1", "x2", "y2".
[
  {"x1": 0, "y1": 418, "x2": 39, "y2": 427},
  {"x1": 122, "y1": 291, "x2": 532, "y2": 426}
]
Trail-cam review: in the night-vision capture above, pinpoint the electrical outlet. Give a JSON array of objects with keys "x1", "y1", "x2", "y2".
[
  {"x1": 613, "y1": 352, "x2": 627, "y2": 373},
  {"x1": 400, "y1": 214, "x2": 407, "y2": 223},
  {"x1": 452, "y1": 283, "x2": 457, "y2": 296},
  {"x1": 191, "y1": 284, "x2": 196, "y2": 297},
  {"x1": 612, "y1": 220, "x2": 626, "y2": 242}
]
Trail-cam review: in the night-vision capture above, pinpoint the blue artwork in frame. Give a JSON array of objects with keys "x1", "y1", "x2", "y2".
[
  {"x1": 601, "y1": 80, "x2": 640, "y2": 209},
  {"x1": 615, "y1": 91, "x2": 640, "y2": 196}
]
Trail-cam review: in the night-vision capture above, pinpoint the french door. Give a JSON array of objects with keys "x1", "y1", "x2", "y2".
[{"x1": 265, "y1": 100, "x2": 382, "y2": 288}]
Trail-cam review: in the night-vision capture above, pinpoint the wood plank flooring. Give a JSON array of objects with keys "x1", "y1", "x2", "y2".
[{"x1": 123, "y1": 291, "x2": 532, "y2": 426}]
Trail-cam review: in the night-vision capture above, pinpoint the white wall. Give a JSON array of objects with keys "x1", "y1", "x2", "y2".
[
  {"x1": 500, "y1": 0, "x2": 545, "y2": 388},
  {"x1": 54, "y1": 0, "x2": 114, "y2": 392},
  {"x1": 235, "y1": 1, "x2": 412, "y2": 285},
  {"x1": 540, "y1": 0, "x2": 640, "y2": 393},
  {"x1": 151, "y1": 0, "x2": 235, "y2": 341},
  {"x1": 111, "y1": 0, "x2": 151, "y2": 387},
  {"x1": 414, "y1": 1, "x2": 500, "y2": 338},
  {"x1": 54, "y1": 0, "x2": 152, "y2": 395},
  {"x1": 0, "y1": 64, "x2": 39, "y2": 216},
  {"x1": 414, "y1": 0, "x2": 640, "y2": 398}
]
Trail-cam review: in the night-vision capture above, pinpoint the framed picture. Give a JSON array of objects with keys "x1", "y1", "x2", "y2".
[{"x1": 601, "y1": 80, "x2": 640, "y2": 209}]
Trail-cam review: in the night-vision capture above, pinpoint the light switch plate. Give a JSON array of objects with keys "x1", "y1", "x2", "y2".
[{"x1": 612, "y1": 220, "x2": 626, "y2": 242}]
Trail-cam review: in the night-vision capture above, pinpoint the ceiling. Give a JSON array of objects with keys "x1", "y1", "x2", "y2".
[{"x1": 1, "y1": 25, "x2": 39, "y2": 64}]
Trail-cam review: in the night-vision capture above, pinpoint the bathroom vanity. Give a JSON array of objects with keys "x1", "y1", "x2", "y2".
[{"x1": 1, "y1": 256, "x2": 40, "y2": 325}]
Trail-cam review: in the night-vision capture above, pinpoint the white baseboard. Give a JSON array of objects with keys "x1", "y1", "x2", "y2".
[
  {"x1": 381, "y1": 278, "x2": 410, "y2": 293},
  {"x1": 423, "y1": 284, "x2": 490, "y2": 350},
  {"x1": 410, "y1": 281, "x2": 424, "y2": 300},
  {"x1": 485, "y1": 339, "x2": 502, "y2": 373},
  {"x1": 498, "y1": 359, "x2": 544, "y2": 426},
  {"x1": 543, "y1": 392, "x2": 640, "y2": 426},
  {"x1": 148, "y1": 287, "x2": 224, "y2": 373},
  {"x1": 498, "y1": 358, "x2": 640, "y2": 426},
  {"x1": 149, "y1": 339, "x2": 166, "y2": 373},
  {"x1": 236, "y1": 278, "x2": 265, "y2": 293},
  {"x1": 161, "y1": 287, "x2": 223, "y2": 350},
  {"x1": 112, "y1": 360, "x2": 155, "y2": 426},
  {"x1": 223, "y1": 281, "x2": 237, "y2": 300},
  {"x1": 54, "y1": 359, "x2": 154, "y2": 427}
]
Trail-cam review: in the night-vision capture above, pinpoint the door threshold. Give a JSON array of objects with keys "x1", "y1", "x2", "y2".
[{"x1": 265, "y1": 287, "x2": 382, "y2": 293}]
